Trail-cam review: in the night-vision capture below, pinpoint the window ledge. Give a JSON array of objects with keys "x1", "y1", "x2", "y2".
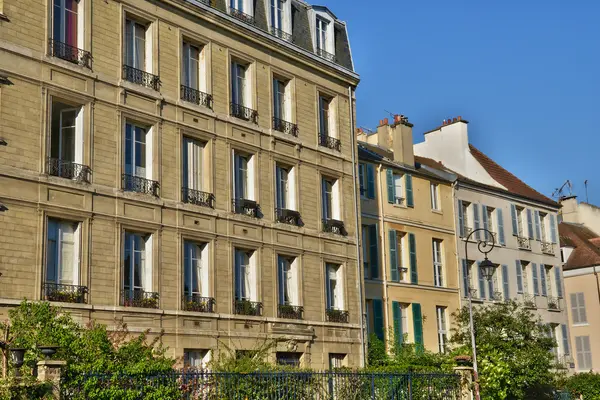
[
  {"x1": 316, "y1": 141, "x2": 344, "y2": 157},
  {"x1": 43, "y1": 54, "x2": 96, "y2": 78},
  {"x1": 431, "y1": 209, "x2": 443, "y2": 214},
  {"x1": 572, "y1": 323, "x2": 590, "y2": 327},
  {"x1": 119, "y1": 79, "x2": 163, "y2": 100},
  {"x1": 270, "y1": 128, "x2": 302, "y2": 146}
]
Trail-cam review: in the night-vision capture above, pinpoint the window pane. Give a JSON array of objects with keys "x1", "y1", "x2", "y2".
[{"x1": 53, "y1": 0, "x2": 63, "y2": 42}]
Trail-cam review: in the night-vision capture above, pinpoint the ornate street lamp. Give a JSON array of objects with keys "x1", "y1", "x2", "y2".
[{"x1": 464, "y1": 228, "x2": 497, "y2": 400}]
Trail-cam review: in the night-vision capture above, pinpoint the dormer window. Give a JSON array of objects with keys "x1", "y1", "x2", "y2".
[
  {"x1": 270, "y1": 0, "x2": 291, "y2": 41},
  {"x1": 229, "y1": 0, "x2": 255, "y2": 25},
  {"x1": 315, "y1": 16, "x2": 334, "y2": 62}
]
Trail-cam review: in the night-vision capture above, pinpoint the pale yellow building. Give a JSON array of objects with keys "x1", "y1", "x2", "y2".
[
  {"x1": 357, "y1": 116, "x2": 460, "y2": 353},
  {"x1": 0, "y1": 0, "x2": 363, "y2": 369}
]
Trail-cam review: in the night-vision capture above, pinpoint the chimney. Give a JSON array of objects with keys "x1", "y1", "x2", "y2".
[
  {"x1": 390, "y1": 115, "x2": 414, "y2": 166},
  {"x1": 559, "y1": 196, "x2": 579, "y2": 224},
  {"x1": 374, "y1": 117, "x2": 392, "y2": 149}
]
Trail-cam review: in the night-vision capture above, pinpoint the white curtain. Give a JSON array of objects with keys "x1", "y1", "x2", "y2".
[
  {"x1": 58, "y1": 222, "x2": 76, "y2": 285},
  {"x1": 142, "y1": 235, "x2": 152, "y2": 291}
]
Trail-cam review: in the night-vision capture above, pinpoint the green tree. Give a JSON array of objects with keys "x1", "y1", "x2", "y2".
[{"x1": 451, "y1": 300, "x2": 557, "y2": 400}]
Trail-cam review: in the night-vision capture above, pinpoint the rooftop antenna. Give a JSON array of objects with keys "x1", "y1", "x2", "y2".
[
  {"x1": 383, "y1": 109, "x2": 396, "y2": 118},
  {"x1": 552, "y1": 180, "x2": 573, "y2": 200},
  {"x1": 585, "y1": 180, "x2": 589, "y2": 203}
]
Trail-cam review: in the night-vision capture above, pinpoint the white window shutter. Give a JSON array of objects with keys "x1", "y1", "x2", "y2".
[
  {"x1": 335, "y1": 267, "x2": 344, "y2": 309},
  {"x1": 248, "y1": 251, "x2": 257, "y2": 301},
  {"x1": 290, "y1": 258, "x2": 299, "y2": 305},
  {"x1": 200, "y1": 244, "x2": 210, "y2": 297},
  {"x1": 247, "y1": 155, "x2": 255, "y2": 201},
  {"x1": 332, "y1": 179, "x2": 341, "y2": 220}
]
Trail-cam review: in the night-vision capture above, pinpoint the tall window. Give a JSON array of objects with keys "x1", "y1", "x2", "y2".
[
  {"x1": 484, "y1": 206, "x2": 495, "y2": 233},
  {"x1": 516, "y1": 206, "x2": 525, "y2": 236},
  {"x1": 184, "y1": 349, "x2": 210, "y2": 369},
  {"x1": 393, "y1": 173, "x2": 403, "y2": 205},
  {"x1": 539, "y1": 212, "x2": 548, "y2": 242},
  {"x1": 575, "y1": 336, "x2": 592, "y2": 370},
  {"x1": 234, "y1": 249, "x2": 256, "y2": 301},
  {"x1": 123, "y1": 231, "x2": 152, "y2": 295},
  {"x1": 273, "y1": 77, "x2": 287, "y2": 121},
  {"x1": 275, "y1": 163, "x2": 297, "y2": 211},
  {"x1": 53, "y1": 0, "x2": 78, "y2": 46},
  {"x1": 183, "y1": 241, "x2": 208, "y2": 298},
  {"x1": 326, "y1": 263, "x2": 343, "y2": 310},
  {"x1": 358, "y1": 163, "x2": 366, "y2": 196},
  {"x1": 316, "y1": 17, "x2": 328, "y2": 52},
  {"x1": 270, "y1": 0, "x2": 283, "y2": 31},
  {"x1": 432, "y1": 239, "x2": 443, "y2": 287},
  {"x1": 278, "y1": 256, "x2": 298, "y2": 306},
  {"x1": 322, "y1": 177, "x2": 333, "y2": 220},
  {"x1": 182, "y1": 42, "x2": 200, "y2": 90},
  {"x1": 125, "y1": 18, "x2": 146, "y2": 71},
  {"x1": 124, "y1": 122, "x2": 150, "y2": 181},
  {"x1": 276, "y1": 352, "x2": 301, "y2": 367},
  {"x1": 329, "y1": 353, "x2": 345, "y2": 369},
  {"x1": 318, "y1": 95, "x2": 330, "y2": 137},
  {"x1": 436, "y1": 306, "x2": 448, "y2": 353},
  {"x1": 233, "y1": 152, "x2": 253, "y2": 201},
  {"x1": 46, "y1": 218, "x2": 80, "y2": 285},
  {"x1": 570, "y1": 293, "x2": 587, "y2": 324},
  {"x1": 182, "y1": 137, "x2": 204, "y2": 192},
  {"x1": 231, "y1": 61, "x2": 248, "y2": 107},
  {"x1": 49, "y1": 101, "x2": 84, "y2": 177},
  {"x1": 430, "y1": 183, "x2": 440, "y2": 210}
]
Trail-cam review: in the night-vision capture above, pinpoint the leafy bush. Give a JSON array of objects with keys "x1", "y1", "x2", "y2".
[{"x1": 563, "y1": 372, "x2": 600, "y2": 399}]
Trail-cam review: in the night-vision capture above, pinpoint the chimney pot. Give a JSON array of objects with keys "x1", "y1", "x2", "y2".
[
  {"x1": 457, "y1": 116, "x2": 462, "y2": 121},
  {"x1": 383, "y1": 117, "x2": 389, "y2": 125},
  {"x1": 453, "y1": 117, "x2": 457, "y2": 123},
  {"x1": 394, "y1": 114, "x2": 401, "y2": 123}
]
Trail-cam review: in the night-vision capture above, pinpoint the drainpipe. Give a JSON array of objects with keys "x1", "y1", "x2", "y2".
[
  {"x1": 377, "y1": 164, "x2": 391, "y2": 351},
  {"x1": 594, "y1": 266, "x2": 600, "y2": 308},
  {"x1": 348, "y1": 85, "x2": 366, "y2": 367}
]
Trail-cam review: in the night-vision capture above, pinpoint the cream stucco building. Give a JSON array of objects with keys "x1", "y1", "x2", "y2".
[{"x1": 0, "y1": 0, "x2": 363, "y2": 369}]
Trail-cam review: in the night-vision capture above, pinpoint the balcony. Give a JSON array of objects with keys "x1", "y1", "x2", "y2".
[
  {"x1": 278, "y1": 304, "x2": 304, "y2": 320},
  {"x1": 460, "y1": 226, "x2": 474, "y2": 239},
  {"x1": 43, "y1": 282, "x2": 88, "y2": 304},
  {"x1": 547, "y1": 296, "x2": 562, "y2": 311},
  {"x1": 234, "y1": 299, "x2": 263, "y2": 316},
  {"x1": 229, "y1": 8, "x2": 255, "y2": 25},
  {"x1": 182, "y1": 294, "x2": 215, "y2": 313},
  {"x1": 326, "y1": 308, "x2": 349, "y2": 323},
  {"x1": 272, "y1": 117, "x2": 299, "y2": 137},
  {"x1": 122, "y1": 174, "x2": 159, "y2": 196},
  {"x1": 180, "y1": 85, "x2": 213, "y2": 109},
  {"x1": 122, "y1": 65, "x2": 161, "y2": 91},
  {"x1": 516, "y1": 235, "x2": 531, "y2": 250},
  {"x1": 316, "y1": 47, "x2": 335, "y2": 62},
  {"x1": 47, "y1": 158, "x2": 91, "y2": 183},
  {"x1": 522, "y1": 293, "x2": 537, "y2": 309},
  {"x1": 48, "y1": 39, "x2": 92, "y2": 69},
  {"x1": 323, "y1": 219, "x2": 347, "y2": 236},
  {"x1": 541, "y1": 241, "x2": 555, "y2": 255},
  {"x1": 232, "y1": 198, "x2": 261, "y2": 218},
  {"x1": 319, "y1": 134, "x2": 341, "y2": 152},
  {"x1": 492, "y1": 291, "x2": 504, "y2": 302},
  {"x1": 121, "y1": 289, "x2": 159, "y2": 309},
  {"x1": 182, "y1": 187, "x2": 215, "y2": 208},
  {"x1": 230, "y1": 102, "x2": 258, "y2": 124},
  {"x1": 270, "y1": 27, "x2": 292, "y2": 42},
  {"x1": 276, "y1": 208, "x2": 302, "y2": 226},
  {"x1": 484, "y1": 231, "x2": 498, "y2": 245}
]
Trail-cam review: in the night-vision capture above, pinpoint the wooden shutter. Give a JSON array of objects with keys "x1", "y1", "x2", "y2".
[
  {"x1": 497, "y1": 208, "x2": 505, "y2": 245},
  {"x1": 373, "y1": 299, "x2": 384, "y2": 341},
  {"x1": 405, "y1": 174, "x2": 414, "y2": 207},
  {"x1": 473, "y1": 204, "x2": 481, "y2": 240},
  {"x1": 532, "y1": 262, "x2": 539, "y2": 295},
  {"x1": 389, "y1": 230, "x2": 399, "y2": 282},
  {"x1": 481, "y1": 205, "x2": 489, "y2": 241},
  {"x1": 561, "y1": 324, "x2": 570, "y2": 355},
  {"x1": 369, "y1": 225, "x2": 379, "y2": 279},
  {"x1": 458, "y1": 200, "x2": 465, "y2": 237},
  {"x1": 386, "y1": 169, "x2": 395, "y2": 203},
  {"x1": 540, "y1": 264, "x2": 547, "y2": 296},
  {"x1": 392, "y1": 301, "x2": 403, "y2": 345},
  {"x1": 510, "y1": 204, "x2": 518, "y2": 236},
  {"x1": 527, "y1": 209, "x2": 534, "y2": 239},
  {"x1": 409, "y1": 233, "x2": 418, "y2": 284},
  {"x1": 412, "y1": 303, "x2": 423, "y2": 352},
  {"x1": 555, "y1": 267, "x2": 563, "y2": 298},
  {"x1": 516, "y1": 260, "x2": 523, "y2": 293},
  {"x1": 550, "y1": 215, "x2": 558, "y2": 244},
  {"x1": 366, "y1": 164, "x2": 375, "y2": 199},
  {"x1": 478, "y1": 262, "x2": 485, "y2": 299},
  {"x1": 502, "y1": 264, "x2": 509, "y2": 300},
  {"x1": 461, "y1": 259, "x2": 469, "y2": 297},
  {"x1": 534, "y1": 211, "x2": 542, "y2": 240}
]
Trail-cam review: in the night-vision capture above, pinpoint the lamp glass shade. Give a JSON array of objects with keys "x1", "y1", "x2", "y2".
[{"x1": 479, "y1": 258, "x2": 496, "y2": 281}]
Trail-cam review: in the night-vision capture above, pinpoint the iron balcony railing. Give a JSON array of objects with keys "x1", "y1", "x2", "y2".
[
  {"x1": 180, "y1": 85, "x2": 213, "y2": 109},
  {"x1": 234, "y1": 299, "x2": 263, "y2": 316},
  {"x1": 460, "y1": 226, "x2": 474, "y2": 239},
  {"x1": 326, "y1": 308, "x2": 349, "y2": 323},
  {"x1": 484, "y1": 231, "x2": 498, "y2": 244},
  {"x1": 323, "y1": 218, "x2": 347, "y2": 236},
  {"x1": 522, "y1": 293, "x2": 537, "y2": 308},
  {"x1": 492, "y1": 291, "x2": 504, "y2": 302},
  {"x1": 229, "y1": 8, "x2": 255, "y2": 25},
  {"x1": 122, "y1": 174, "x2": 159, "y2": 196},
  {"x1": 232, "y1": 198, "x2": 260, "y2": 218},
  {"x1": 278, "y1": 304, "x2": 304, "y2": 320},
  {"x1": 517, "y1": 235, "x2": 531, "y2": 250},
  {"x1": 541, "y1": 241, "x2": 555, "y2": 255},
  {"x1": 270, "y1": 27, "x2": 292, "y2": 42},
  {"x1": 276, "y1": 208, "x2": 302, "y2": 226},
  {"x1": 47, "y1": 157, "x2": 92, "y2": 183},
  {"x1": 122, "y1": 65, "x2": 161, "y2": 91},
  {"x1": 466, "y1": 287, "x2": 477, "y2": 298},
  {"x1": 230, "y1": 102, "x2": 258, "y2": 124},
  {"x1": 319, "y1": 134, "x2": 341, "y2": 152},
  {"x1": 43, "y1": 282, "x2": 88, "y2": 304},
  {"x1": 182, "y1": 187, "x2": 215, "y2": 208},
  {"x1": 316, "y1": 47, "x2": 335, "y2": 62},
  {"x1": 182, "y1": 294, "x2": 215, "y2": 313},
  {"x1": 548, "y1": 296, "x2": 561, "y2": 311},
  {"x1": 48, "y1": 39, "x2": 92, "y2": 69},
  {"x1": 272, "y1": 116, "x2": 299, "y2": 137},
  {"x1": 121, "y1": 289, "x2": 159, "y2": 309}
]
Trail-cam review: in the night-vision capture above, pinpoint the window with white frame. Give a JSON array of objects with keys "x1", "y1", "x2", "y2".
[
  {"x1": 318, "y1": 94, "x2": 336, "y2": 138},
  {"x1": 124, "y1": 17, "x2": 151, "y2": 72},
  {"x1": 315, "y1": 15, "x2": 334, "y2": 59},
  {"x1": 183, "y1": 240, "x2": 209, "y2": 299},
  {"x1": 270, "y1": 0, "x2": 291, "y2": 38},
  {"x1": 234, "y1": 248, "x2": 257, "y2": 302},
  {"x1": 430, "y1": 183, "x2": 440, "y2": 210},
  {"x1": 46, "y1": 218, "x2": 81, "y2": 286},
  {"x1": 575, "y1": 336, "x2": 592, "y2": 370},
  {"x1": 393, "y1": 173, "x2": 404, "y2": 205},
  {"x1": 275, "y1": 163, "x2": 296, "y2": 211},
  {"x1": 436, "y1": 306, "x2": 448, "y2": 353},
  {"x1": 462, "y1": 201, "x2": 471, "y2": 233},
  {"x1": 316, "y1": 17, "x2": 328, "y2": 51},
  {"x1": 398, "y1": 233, "x2": 409, "y2": 282},
  {"x1": 325, "y1": 263, "x2": 344, "y2": 311},
  {"x1": 124, "y1": 121, "x2": 153, "y2": 186},
  {"x1": 233, "y1": 151, "x2": 254, "y2": 201},
  {"x1": 49, "y1": 100, "x2": 85, "y2": 176},
  {"x1": 51, "y1": 0, "x2": 86, "y2": 62},
  {"x1": 277, "y1": 255, "x2": 299, "y2": 306},
  {"x1": 123, "y1": 231, "x2": 153, "y2": 297},
  {"x1": 184, "y1": 349, "x2": 210, "y2": 370},
  {"x1": 272, "y1": 76, "x2": 291, "y2": 124},
  {"x1": 432, "y1": 239, "x2": 444, "y2": 287},
  {"x1": 321, "y1": 176, "x2": 340, "y2": 221},
  {"x1": 182, "y1": 137, "x2": 205, "y2": 193},
  {"x1": 231, "y1": 60, "x2": 251, "y2": 108},
  {"x1": 181, "y1": 41, "x2": 207, "y2": 95},
  {"x1": 570, "y1": 292, "x2": 587, "y2": 324}
]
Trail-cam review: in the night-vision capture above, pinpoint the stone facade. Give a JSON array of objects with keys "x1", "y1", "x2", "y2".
[{"x1": 0, "y1": 0, "x2": 361, "y2": 369}]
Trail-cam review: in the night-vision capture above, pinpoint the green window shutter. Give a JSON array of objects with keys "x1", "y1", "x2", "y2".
[
  {"x1": 405, "y1": 174, "x2": 414, "y2": 207},
  {"x1": 366, "y1": 164, "x2": 376, "y2": 199},
  {"x1": 386, "y1": 169, "x2": 395, "y2": 203},
  {"x1": 389, "y1": 230, "x2": 399, "y2": 282},
  {"x1": 412, "y1": 303, "x2": 424, "y2": 352},
  {"x1": 369, "y1": 225, "x2": 379, "y2": 279},
  {"x1": 392, "y1": 301, "x2": 403, "y2": 345},
  {"x1": 373, "y1": 299, "x2": 384, "y2": 341},
  {"x1": 409, "y1": 233, "x2": 418, "y2": 284}
]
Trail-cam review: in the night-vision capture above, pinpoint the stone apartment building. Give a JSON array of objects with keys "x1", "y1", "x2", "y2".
[
  {"x1": 357, "y1": 116, "x2": 460, "y2": 354},
  {"x1": 415, "y1": 118, "x2": 572, "y2": 371},
  {"x1": 0, "y1": 0, "x2": 362, "y2": 369}
]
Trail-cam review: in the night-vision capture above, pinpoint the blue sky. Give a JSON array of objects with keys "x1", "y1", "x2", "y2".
[{"x1": 324, "y1": 0, "x2": 599, "y2": 204}]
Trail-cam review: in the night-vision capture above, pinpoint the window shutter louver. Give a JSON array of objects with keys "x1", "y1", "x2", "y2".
[
  {"x1": 497, "y1": 208, "x2": 505, "y2": 245},
  {"x1": 321, "y1": 178, "x2": 328, "y2": 220},
  {"x1": 392, "y1": 301, "x2": 403, "y2": 345},
  {"x1": 409, "y1": 233, "x2": 418, "y2": 284},
  {"x1": 510, "y1": 204, "x2": 518, "y2": 236},
  {"x1": 325, "y1": 265, "x2": 332, "y2": 309},
  {"x1": 458, "y1": 200, "x2": 465, "y2": 237},
  {"x1": 570, "y1": 293, "x2": 578, "y2": 324},
  {"x1": 412, "y1": 303, "x2": 424, "y2": 352},
  {"x1": 561, "y1": 324, "x2": 570, "y2": 355},
  {"x1": 502, "y1": 264, "x2": 509, "y2": 300},
  {"x1": 278, "y1": 256, "x2": 285, "y2": 305},
  {"x1": 478, "y1": 262, "x2": 485, "y2": 299},
  {"x1": 373, "y1": 299, "x2": 384, "y2": 341},
  {"x1": 550, "y1": 215, "x2": 558, "y2": 244},
  {"x1": 527, "y1": 209, "x2": 534, "y2": 239},
  {"x1": 405, "y1": 174, "x2": 414, "y2": 207},
  {"x1": 555, "y1": 267, "x2": 563, "y2": 298},
  {"x1": 516, "y1": 260, "x2": 523, "y2": 293},
  {"x1": 540, "y1": 264, "x2": 547, "y2": 296},
  {"x1": 369, "y1": 225, "x2": 379, "y2": 279},
  {"x1": 534, "y1": 211, "x2": 542, "y2": 240},
  {"x1": 389, "y1": 230, "x2": 399, "y2": 282},
  {"x1": 461, "y1": 259, "x2": 469, "y2": 297},
  {"x1": 532, "y1": 262, "x2": 539, "y2": 295},
  {"x1": 473, "y1": 204, "x2": 481, "y2": 240},
  {"x1": 386, "y1": 169, "x2": 395, "y2": 204},
  {"x1": 481, "y1": 205, "x2": 489, "y2": 241},
  {"x1": 366, "y1": 164, "x2": 375, "y2": 199}
]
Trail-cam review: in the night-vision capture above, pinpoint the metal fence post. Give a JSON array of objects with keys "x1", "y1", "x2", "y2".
[{"x1": 408, "y1": 372, "x2": 412, "y2": 400}]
